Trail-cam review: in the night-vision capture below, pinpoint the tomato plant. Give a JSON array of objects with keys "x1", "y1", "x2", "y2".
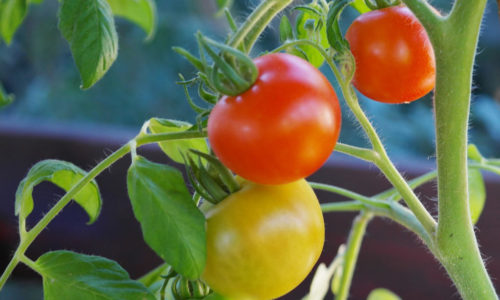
[
  {"x1": 207, "y1": 53, "x2": 341, "y2": 185},
  {"x1": 203, "y1": 178, "x2": 324, "y2": 299},
  {"x1": 1, "y1": 0, "x2": 499, "y2": 300},
  {"x1": 345, "y1": 5, "x2": 436, "y2": 103}
]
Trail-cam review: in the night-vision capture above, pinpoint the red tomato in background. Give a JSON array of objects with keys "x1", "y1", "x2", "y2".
[
  {"x1": 346, "y1": 5, "x2": 436, "y2": 103},
  {"x1": 207, "y1": 53, "x2": 341, "y2": 185}
]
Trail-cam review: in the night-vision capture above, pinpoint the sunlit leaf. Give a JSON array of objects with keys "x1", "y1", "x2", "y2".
[
  {"x1": 15, "y1": 159, "x2": 102, "y2": 224},
  {"x1": 0, "y1": 0, "x2": 28, "y2": 44},
  {"x1": 148, "y1": 118, "x2": 209, "y2": 164},
  {"x1": 106, "y1": 0, "x2": 156, "y2": 40}
]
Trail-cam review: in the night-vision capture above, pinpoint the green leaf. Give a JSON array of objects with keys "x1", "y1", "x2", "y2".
[
  {"x1": 36, "y1": 250, "x2": 155, "y2": 300},
  {"x1": 468, "y1": 144, "x2": 484, "y2": 163},
  {"x1": 469, "y1": 169, "x2": 486, "y2": 224},
  {"x1": 326, "y1": 0, "x2": 352, "y2": 54},
  {"x1": 106, "y1": 0, "x2": 156, "y2": 40},
  {"x1": 58, "y1": 0, "x2": 118, "y2": 89},
  {"x1": 15, "y1": 159, "x2": 102, "y2": 224},
  {"x1": 0, "y1": 83, "x2": 14, "y2": 108},
  {"x1": 350, "y1": 0, "x2": 372, "y2": 14},
  {"x1": 127, "y1": 156, "x2": 206, "y2": 279},
  {"x1": 367, "y1": 288, "x2": 401, "y2": 300},
  {"x1": 279, "y1": 15, "x2": 294, "y2": 43},
  {"x1": 0, "y1": 0, "x2": 28, "y2": 45},
  {"x1": 148, "y1": 118, "x2": 209, "y2": 164},
  {"x1": 296, "y1": 4, "x2": 329, "y2": 67}
]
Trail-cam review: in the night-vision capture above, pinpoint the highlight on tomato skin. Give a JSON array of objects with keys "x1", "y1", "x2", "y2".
[
  {"x1": 202, "y1": 178, "x2": 325, "y2": 300},
  {"x1": 345, "y1": 5, "x2": 436, "y2": 104},
  {"x1": 207, "y1": 53, "x2": 342, "y2": 185}
]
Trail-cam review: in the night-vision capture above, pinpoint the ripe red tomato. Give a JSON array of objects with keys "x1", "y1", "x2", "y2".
[
  {"x1": 203, "y1": 178, "x2": 324, "y2": 299},
  {"x1": 345, "y1": 5, "x2": 436, "y2": 103},
  {"x1": 207, "y1": 53, "x2": 341, "y2": 185}
]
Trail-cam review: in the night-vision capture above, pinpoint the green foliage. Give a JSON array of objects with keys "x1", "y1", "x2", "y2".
[
  {"x1": 367, "y1": 288, "x2": 401, "y2": 300},
  {"x1": 468, "y1": 169, "x2": 486, "y2": 224},
  {"x1": 0, "y1": 0, "x2": 28, "y2": 44},
  {"x1": 127, "y1": 156, "x2": 206, "y2": 279},
  {"x1": 148, "y1": 118, "x2": 209, "y2": 164},
  {"x1": 295, "y1": 4, "x2": 329, "y2": 67},
  {"x1": 15, "y1": 159, "x2": 102, "y2": 224},
  {"x1": 350, "y1": 0, "x2": 372, "y2": 13},
  {"x1": 0, "y1": 83, "x2": 14, "y2": 108},
  {"x1": 36, "y1": 251, "x2": 155, "y2": 300},
  {"x1": 106, "y1": 0, "x2": 157, "y2": 40},
  {"x1": 58, "y1": 0, "x2": 118, "y2": 89}
]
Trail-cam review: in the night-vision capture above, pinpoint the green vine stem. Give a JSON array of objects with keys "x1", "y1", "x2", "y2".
[
  {"x1": 228, "y1": 0, "x2": 293, "y2": 53},
  {"x1": 401, "y1": 0, "x2": 497, "y2": 298},
  {"x1": 0, "y1": 130, "x2": 207, "y2": 291},
  {"x1": 280, "y1": 35, "x2": 438, "y2": 236},
  {"x1": 335, "y1": 212, "x2": 370, "y2": 300}
]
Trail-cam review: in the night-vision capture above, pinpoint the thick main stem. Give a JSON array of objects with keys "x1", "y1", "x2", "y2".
[
  {"x1": 431, "y1": 1, "x2": 497, "y2": 298},
  {"x1": 402, "y1": 0, "x2": 498, "y2": 298}
]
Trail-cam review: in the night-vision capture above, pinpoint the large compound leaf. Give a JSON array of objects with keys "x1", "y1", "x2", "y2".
[
  {"x1": 15, "y1": 159, "x2": 101, "y2": 224},
  {"x1": 58, "y1": 0, "x2": 118, "y2": 89},
  {"x1": 37, "y1": 251, "x2": 155, "y2": 300},
  {"x1": 127, "y1": 156, "x2": 206, "y2": 279},
  {"x1": 106, "y1": 0, "x2": 156, "y2": 40}
]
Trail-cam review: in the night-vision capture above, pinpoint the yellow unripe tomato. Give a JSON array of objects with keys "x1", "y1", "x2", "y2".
[{"x1": 203, "y1": 179, "x2": 325, "y2": 300}]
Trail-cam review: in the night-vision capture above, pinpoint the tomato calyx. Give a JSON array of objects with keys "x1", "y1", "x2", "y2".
[
  {"x1": 184, "y1": 149, "x2": 240, "y2": 205},
  {"x1": 365, "y1": 0, "x2": 402, "y2": 10},
  {"x1": 174, "y1": 32, "x2": 258, "y2": 98},
  {"x1": 171, "y1": 275, "x2": 211, "y2": 300}
]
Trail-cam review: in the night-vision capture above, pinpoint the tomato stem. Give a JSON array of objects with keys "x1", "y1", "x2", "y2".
[
  {"x1": 335, "y1": 212, "x2": 370, "y2": 300},
  {"x1": 0, "y1": 130, "x2": 208, "y2": 291},
  {"x1": 228, "y1": 0, "x2": 293, "y2": 53}
]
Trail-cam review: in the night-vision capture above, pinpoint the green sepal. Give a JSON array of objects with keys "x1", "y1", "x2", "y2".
[
  {"x1": 350, "y1": 0, "x2": 372, "y2": 13},
  {"x1": 326, "y1": 0, "x2": 353, "y2": 54},
  {"x1": 279, "y1": 15, "x2": 294, "y2": 43},
  {"x1": 173, "y1": 47, "x2": 206, "y2": 72}
]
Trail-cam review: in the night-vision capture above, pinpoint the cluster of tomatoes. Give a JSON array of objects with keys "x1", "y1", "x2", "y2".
[{"x1": 200, "y1": 5, "x2": 435, "y2": 300}]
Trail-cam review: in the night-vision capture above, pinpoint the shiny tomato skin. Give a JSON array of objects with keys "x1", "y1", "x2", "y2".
[
  {"x1": 203, "y1": 178, "x2": 325, "y2": 300},
  {"x1": 207, "y1": 53, "x2": 341, "y2": 185},
  {"x1": 346, "y1": 6, "x2": 436, "y2": 103}
]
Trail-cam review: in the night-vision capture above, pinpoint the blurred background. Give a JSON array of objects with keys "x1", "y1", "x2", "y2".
[{"x1": 0, "y1": 0, "x2": 499, "y2": 299}]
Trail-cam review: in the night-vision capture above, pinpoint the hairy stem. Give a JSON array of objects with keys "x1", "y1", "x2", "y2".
[
  {"x1": 428, "y1": 0, "x2": 497, "y2": 298},
  {"x1": 335, "y1": 212, "x2": 370, "y2": 300},
  {"x1": 0, "y1": 131, "x2": 207, "y2": 291},
  {"x1": 228, "y1": 0, "x2": 293, "y2": 53}
]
